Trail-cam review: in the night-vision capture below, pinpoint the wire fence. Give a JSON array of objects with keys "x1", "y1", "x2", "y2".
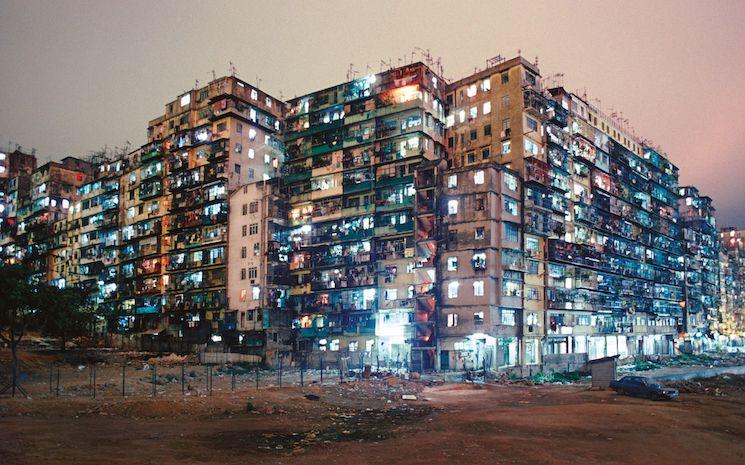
[{"x1": 0, "y1": 357, "x2": 414, "y2": 400}]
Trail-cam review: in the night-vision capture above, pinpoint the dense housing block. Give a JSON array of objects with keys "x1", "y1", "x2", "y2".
[{"x1": 1, "y1": 54, "x2": 740, "y2": 369}]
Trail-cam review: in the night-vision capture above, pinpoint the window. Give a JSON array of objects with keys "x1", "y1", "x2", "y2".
[
  {"x1": 349, "y1": 341, "x2": 358, "y2": 352},
  {"x1": 502, "y1": 141, "x2": 511, "y2": 154},
  {"x1": 484, "y1": 124, "x2": 491, "y2": 137},
  {"x1": 467, "y1": 152, "x2": 476, "y2": 163},
  {"x1": 501, "y1": 72, "x2": 509, "y2": 84},
  {"x1": 241, "y1": 225, "x2": 247, "y2": 237},
  {"x1": 482, "y1": 147, "x2": 490, "y2": 160},
  {"x1": 249, "y1": 223, "x2": 258, "y2": 235},
  {"x1": 469, "y1": 106, "x2": 477, "y2": 119},
  {"x1": 236, "y1": 122, "x2": 242, "y2": 133},
  {"x1": 474, "y1": 311, "x2": 484, "y2": 324},
  {"x1": 526, "y1": 117, "x2": 538, "y2": 133},
  {"x1": 447, "y1": 313, "x2": 458, "y2": 327},
  {"x1": 524, "y1": 139, "x2": 539, "y2": 155},
  {"x1": 447, "y1": 256, "x2": 458, "y2": 271},
  {"x1": 504, "y1": 172, "x2": 518, "y2": 191},
  {"x1": 502, "y1": 95, "x2": 510, "y2": 108},
  {"x1": 501, "y1": 309, "x2": 516, "y2": 326},
  {"x1": 248, "y1": 148, "x2": 255, "y2": 159},
  {"x1": 249, "y1": 201, "x2": 259, "y2": 213},
  {"x1": 467, "y1": 84, "x2": 477, "y2": 97},
  {"x1": 384, "y1": 288, "x2": 398, "y2": 301},
  {"x1": 234, "y1": 163, "x2": 241, "y2": 174},
  {"x1": 473, "y1": 281, "x2": 484, "y2": 296},
  {"x1": 526, "y1": 312, "x2": 538, "y2": 325},
  {"x1": 448, "y1": 281, "x2": 460, "y2": 298},
  {"x1": 240, "y1": 268, "x2": 246, "y2": 280},
  {"x1": 472, "y1": 251, "x2": 486, "y2": 269},
  {"x1": 447, "y1": 199, "x2": 459, "y2": 215},
  {"x1": 504, "y1": 196, "x2": 519, "y2": 216},
  {"x1": 474, "y1": 194, "x2": 485, "y2": 211},
  {"x1": 448, "y1": 174, "x2": 457, "y2": 188},
  {"x1": 252, "y1": 285, "x2": 261, "y2": 300},
  {"x1": 475, "y1": 227, "x2": 485, "y2": 240},
  {"x1": 330, "y1": 339, "x2": 340, "y2": 351},
  {"x1": 474, "y1": 170, "x2": 484, "y2": 185},
  {"x1": 242, "y1": 204, "x2": 248, "y2": 215},
  {"x1": 248, "y1": 129, "x2": 257, "y2": 140},
  {"x1": 253, "y1": 243, "x2": 260, "y2": 256},
  {"x1": 470, "y1": 129, "x2": 477, "y2": 141},
  {"x1": 241, "y1": 246, "x2": 247, "y2": 258},
  {"x1": 483, "y1": 101, "x2": 491, "y2": 114},
  {"x1": 481, "y1": 79, "x2": 491, "y2": 91},
  {"x1": 526, "y1": 287, "x2": 539, "y2": 300}
]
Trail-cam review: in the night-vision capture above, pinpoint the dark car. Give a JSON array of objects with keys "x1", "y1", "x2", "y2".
[{"x1": 610, "y1": 376, "x2": 679, "y2": 400}]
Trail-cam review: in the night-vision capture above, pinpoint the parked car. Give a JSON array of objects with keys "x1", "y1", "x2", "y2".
[{"x1": 610, "y1": 376, "x2": 679, "y2": 400}]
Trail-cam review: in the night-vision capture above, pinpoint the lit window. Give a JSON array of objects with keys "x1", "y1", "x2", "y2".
[
  {"x1": 448, "y1": 174, "x2": 457, "y2": 188},
  {"x1": 385, "y1": 288, "x2": 398, "y2": 301},
  {"x1": 180, "y1": 93, "x2": 190, "y2": 106},
  {"x1": 467, "y1": 84, "x2": 477, "y2": 97},
  {"x1": 349, "y1": 341, "x2": 358, "y2": 352},
  {"x1": 252, "y1": 286, "x2": 261, "y2": 300},
  {"x1": 502, "y1": 141, "x2": 511, "y2": 154},
  {"x1": 330, "y1": 339, "x2": 339, "y2": 351},
  {"x1": 483, "y1": 101, "x2": 491, "y2": 115},
  {"x1": 458, "y1": 110, "x2": 466, "y2": 123},
  {"x1": 447, "y1": 199, "x2": 458, "y2": 215},
  {"x1": 473, "y1": 281, "x2": 484, "y2": 296},
  {"x1": 501, "y1": 309, "x2": 516, "y2": 326},
  {"x1": 481, "y1": 79, "x2": 491, "y2": 92},
  {"x1": 447, "y1": 313, "x2": 458, "y2": 327},
  {"x1": 470, "y1": 106, "x2": 477, "y2": 119},
  {"x1": 474, "y1": 311, "x2": 484, "y2": 324},
  {"x1": 248, "y1": 129, "x2": 257, "y2": 140},
  {"x1": 447, "y1": 256, "x2": 458, "y2": 271},
  {"x1": 448, "y1": 281, "x2": 460, "y2": 298},
  {"x1": 250, "y1": 89, "x2": 258, "y2": 100},
  {"x1": 474, "y1": 170, "x2": 484, "y2": 185},
  {"x1": 248, "y1": 148, "x2": 255, "y2": 159}
]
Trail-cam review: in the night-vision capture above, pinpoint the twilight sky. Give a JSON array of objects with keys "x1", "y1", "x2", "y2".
[{"x1": 1, "y1": 0, "x2": 743, "y2": 227}]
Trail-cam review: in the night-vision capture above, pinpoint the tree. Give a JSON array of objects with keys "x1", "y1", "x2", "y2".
[
  {"x1": 36, "y1": 285, "x2": 93, "y2": 352},
  {"x1": 0, "y1": 264, "x2": 39, "y2": 397}
]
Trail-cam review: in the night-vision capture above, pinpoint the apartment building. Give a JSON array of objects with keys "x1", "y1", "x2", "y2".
[
  {"x1": 0, "y1": 149, "x2": 37, "y2": 259},
  {"x1": 227, "y1": 179, "x2": 290, "y2": 364},
  {"x1": 438, "y1": 162, "x2": 523, "y2": 371},
  {"x1": 678, "y1": 186, "x2": 720, "y2": 346},
  {"x1": 1, "y1": 53, "x2": 731, "y2": 369},
  {"x1": 719, "y1": 228, "x2": 745, "y2": 336},
  {"x1": 283, "y1": 63, "x2": 447, "y2": 370},
  {"x1": 11, "y1": 157, "x2": 92, "y2": 281}
]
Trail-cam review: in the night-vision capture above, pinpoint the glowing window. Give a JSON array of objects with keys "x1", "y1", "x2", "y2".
[
  {"x1": 447, "y1": 199, "x2": 458, "y2": 215},
  {"x1": 447, "y1": 256, "x2": 458, "y2": 271},
  {"x1": 448, "y1": 281, "x2": 460, "y2": 298},
  {"x1": 473, "y1": 281, "x2": 484, "y2": 296},
  {"x1": 474, "y1": 170, "x2": 485, "y2": 185},
  {"x1": 467, "y1": 84, "x2": 477, "y2": 97},
  {"x1": 483, "y1": 101, "x2": 491, "y2": 115}
]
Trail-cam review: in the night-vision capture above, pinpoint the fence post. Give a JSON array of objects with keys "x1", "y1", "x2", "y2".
[
  {"x1": 231, "y1": 368, "x2": 236, "y2": 392},
  {"x1": 320, "y1": 356, "x2": 323, "y2": 383},
  {"x1": 49, "y1": 363, "x2": 53, "y2": 395},
  {"x1": 208, "y1": 366, "x2": 213, "y2": 396},
  {"x1": 122, "y1": 363, "x2": 126, "y2": 397},
  {"x1": 300, "y1": 357, "x2": 304, "y2": 387},
  {"x1": 338, "y1": 353, "x2": 343, "y2": 382},
  {"x1": 181, "y1": 364, "x2": 185, "y2": 395},
  {"x1": 152, "y1": 365, "x2": 157, "y2": 397},
  {"x1": 93, "y1": 364, "x2": 97, "y2": 399},
  {"x1": 55, "y1": 365, "x2": 60, "y2": 397},
  {"x1": 255, "y1": 364, "x2": 259, "y2": 390},
  {"x1": 278, "y1": 354, "x2": 283, "y2": 388}
]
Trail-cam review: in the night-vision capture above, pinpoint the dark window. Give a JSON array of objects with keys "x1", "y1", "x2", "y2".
[{"x1": 484, "y1": 124, "x2": 491, "y2": 136}]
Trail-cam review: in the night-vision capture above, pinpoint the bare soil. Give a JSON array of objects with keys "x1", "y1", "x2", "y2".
[{"x1": 2, "y1": 372, "x2": 745, "y2": 465}]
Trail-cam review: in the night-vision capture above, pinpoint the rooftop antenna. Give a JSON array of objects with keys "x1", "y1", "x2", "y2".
[
  {"x1": 228, "y1": 61, "x2": 237, "y2": 77},
  {"x1": 256, "y1": 75, "x2": 262, "y2": 88},
  {"x1": 194, "y1": 79, "x2": 199, "y2": 89},
  {"x1": 486, "y1": 55, "x2": 505, "y2": 68},
  {"x1": 380, "y1": 59, "x2": 393, "y2": 72},
  {"x1": 346, "y1": 63, "x2": 358, "y2": 81},
  {"x1": 211, "y1": 69, "x2": 216, "y2": 81}
]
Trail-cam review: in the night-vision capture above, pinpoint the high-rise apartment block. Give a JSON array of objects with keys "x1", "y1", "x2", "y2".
[{"x1": 2, "y1": 53, "x2": 738, "y2": 370}]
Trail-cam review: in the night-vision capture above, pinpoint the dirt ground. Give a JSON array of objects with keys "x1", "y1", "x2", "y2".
[{"x1": 2, "y1": 373, "x2": 745, "y2": 465}]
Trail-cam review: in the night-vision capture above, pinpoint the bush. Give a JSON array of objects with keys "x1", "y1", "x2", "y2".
[{"x1": 245, "y1": 400, "x2": 255, "y2": 412}]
